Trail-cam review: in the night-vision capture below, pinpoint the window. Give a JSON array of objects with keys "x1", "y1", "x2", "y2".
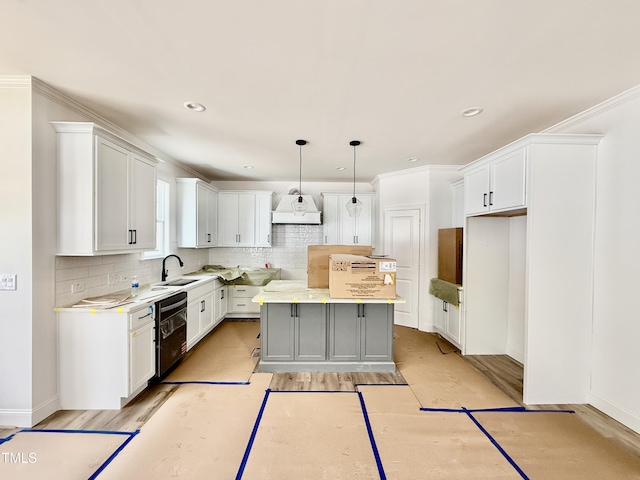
[{"x1": 142, "y1": 179, "x2": 170, "y2": 260}]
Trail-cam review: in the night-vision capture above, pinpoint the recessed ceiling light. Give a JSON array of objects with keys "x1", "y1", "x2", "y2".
[
  {"x1": 461, "y1": 107, "x2": 483, "y2": 117},
  {"x1": 183, "y1": 101, "x2": 206, "y2": 112},
  {"x1": 407, "y1": 157, "x2": 419, "y2": 163},
  {"x1": 336, "y1": 166, "x2": 346, "y2": 171},
  {"x1": 243, "y1": 165, "x2": 254, "y2": 169}
]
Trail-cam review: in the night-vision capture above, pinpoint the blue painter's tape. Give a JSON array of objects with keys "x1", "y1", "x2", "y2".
[
  {"x1": 357, "y1": 391, "x2": 387, "y2": 480},
  {"x1": 236, "y1": 389, "x2": 271, "y2": 480},
  {"x1": 463, "y1": 408, "x2": 529, "y2": 479},
  {"x1": 0, "y1": 433, "x2": 16, "y2": 445},
  {"x1": 355, "y1": 383, "x2": 409, "y2": 388},
  {"x1": 88, "y1": 430, "x2": 141, "y2": 480},
  {"x1": 271, "y1": 389, "x2": 355, "y2": 394},
  {"x1": 162, "y1": 381, "x2": 250, "y2": 385},
  {"x1": 19, "y1": 428, "x2": 137, "y2": 436}
]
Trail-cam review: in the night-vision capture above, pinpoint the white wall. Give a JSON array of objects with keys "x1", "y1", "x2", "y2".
[
  {"x1": 375, "y1": 166, "x2": 460, "y2": 331},
  {"x1": 0, "y1": 79, "x2": 33, "y2": 425},
  {"x1": 545, "y1": 87, "x2": 640, "y2": 433},
  {"x1": 506, "y1": 216, "x2": 526, "y2": 362}
]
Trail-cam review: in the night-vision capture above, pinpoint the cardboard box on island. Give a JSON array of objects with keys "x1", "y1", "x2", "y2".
[{"x1": 329, "y1": 254, "x2": 397, "y2": 299}]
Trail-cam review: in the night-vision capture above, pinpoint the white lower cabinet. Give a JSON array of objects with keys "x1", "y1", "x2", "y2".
[
  {"x1": 58, "y1": 302, "x2": 156, "y2": 410},
  {"x1": 227, "y1": 285, "x2": 262, "y2": 317},
  {"x1": 433, "y1": 293, "x2": 463, "y2": 349},
  {"x1": 214, "y1": 284, "x2": 228, "y2": 324},
  {"x1": 129, "y1": 318, "x2": 156, "y2": 394},
  {"x1": 185, "y1": 279, "x2": 216, "y2": 351}
]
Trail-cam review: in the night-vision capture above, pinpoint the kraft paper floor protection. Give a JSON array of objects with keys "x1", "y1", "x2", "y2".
[
  {"x1": 164, "y1": 321, "x2": 260, "y2": 383},
  {"x1": 0, "y1": 430, "x2": 131, "y2": 480},
  {"x1": 393, "y1": 326, "x2": 519, "y2": 409},
  {"x1": 240, "y1": 391, "x2": 379, "y2": 479},
  {"x1": 475, "y1": 410, "x2": 640, "y2": 480},
  {"x1": 357, "y1": 385, "x2": 521, "y2": 479},
  {"x1": 96, "y1": 373, "x2": 273, "y2": 480}
]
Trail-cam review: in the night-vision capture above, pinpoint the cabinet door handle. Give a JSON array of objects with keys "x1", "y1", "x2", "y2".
[
  {"x1": 324, "y1": 235, "x2": 327, "y2": 244},
  {"x1": 290, "y1": 304, "x2": 295, "y2": 317},
  {"x1": 207, "y1": 233, "x2": 211, "y2": 243},
  {"x1": 483, "y1": 193, "x2": 487, "y2": 207},
  {"x1": 133, "y1": 229, "x2": 137, "y2": 244},
  {"x1": 267, "y1": 234, "x2": 270, "y2": 243},
  {"x1": 200, "y1": 300, "x2": 205, "y2": 312},
  {"x1": 443, "y1": 301, "x2": 448, "y2": 313},
  {"x1": 221, "y1": 289, "x2": 225, "y2": 300},
  {"x1": 489, "y1": 191, "x2": 494, "y2": 206}
]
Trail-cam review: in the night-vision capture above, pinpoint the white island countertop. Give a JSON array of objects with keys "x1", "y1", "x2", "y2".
[{"x1": 251, "y1": 280, "x2": 405, "y2": 304}]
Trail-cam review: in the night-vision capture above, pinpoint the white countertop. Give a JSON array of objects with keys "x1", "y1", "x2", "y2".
[
  {"x1": 55, "y1": 275, "x2": 217, "y2": 313},
  {"x1": 251, "y1": 280, "x2": 406, "y2": 304}
]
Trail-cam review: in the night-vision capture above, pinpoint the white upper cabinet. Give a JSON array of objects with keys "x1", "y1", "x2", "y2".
[
  {"x1": 217, "y1": 191, "x2": 273, "y2": 247},
  {"x1": 176, "y1": 178, "x2": 218, "y2": 248},
  {"x1": 464, "y1": 148, "x2": 526, "y2": 216},
  {"x1": 322, "y1": 193, "x2": 374, "y2": 246},
  {"x1": 53, "y1": 122, "x2": 157, "y2": 255}
]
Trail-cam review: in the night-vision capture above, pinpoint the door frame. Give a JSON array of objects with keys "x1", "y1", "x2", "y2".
[{"x1": 382, "y1": 204, "x2": 427, "y2": 330}]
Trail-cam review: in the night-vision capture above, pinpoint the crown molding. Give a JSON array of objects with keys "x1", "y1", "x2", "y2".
[
  {"x1": 4, "y1": 76, "x2": 207, "y2": 180},
  {"x1": 542, "y1": 83, "x2": 640, "y2": 133},
  {"x1": 372, "y1": 164, "x2": 461, "y2": 183}
]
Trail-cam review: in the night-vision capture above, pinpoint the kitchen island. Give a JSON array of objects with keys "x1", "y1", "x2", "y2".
[{"x1": 252, "y1": 280, "x2": 405, "y2": 373}]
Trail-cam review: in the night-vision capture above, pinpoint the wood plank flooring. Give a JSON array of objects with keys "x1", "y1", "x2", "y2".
[{"x1": 269, "y1": 370, "x2": 407, "y2": 391}]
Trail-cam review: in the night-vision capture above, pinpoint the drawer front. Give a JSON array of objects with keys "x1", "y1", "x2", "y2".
[
  {"x1": 230, "y1": 285, "x2": 261, "y2": 298},
  {"x1": 129, "y1": 304, "x2": 155, "y2": 330},
  {"x1": 187, "y1": 281, "x2": 214, "y2": 301},
  {"x1": 231, "y1": 298, "x2": 259, "y2": 313}
]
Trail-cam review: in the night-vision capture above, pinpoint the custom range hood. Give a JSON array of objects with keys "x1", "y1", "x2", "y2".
[
  {"x1": 272, "y1": 139, "x2": 321, "y2": 224},
  {"x1": 272, "y1": 193, "x2": 322, "y2": 224}
]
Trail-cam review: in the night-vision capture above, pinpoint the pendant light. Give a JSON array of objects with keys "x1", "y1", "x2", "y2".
[
  {"x1": 292, "y1": 139, "x2": 308, "y2": 216},
  {"x1": 345, "y1": 140, "x2": 363, "y2": 217}
]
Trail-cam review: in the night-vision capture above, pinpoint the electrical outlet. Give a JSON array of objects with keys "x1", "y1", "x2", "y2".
[
  {"x1": 0, "y1": 274, "x2": 17, "y2": 291},
  {"x1": 71, "y1": 281, "x2": 85, "y2": 293},
  {"x1": 107, "y1": 274, "x2": 117, "y2": 285}
]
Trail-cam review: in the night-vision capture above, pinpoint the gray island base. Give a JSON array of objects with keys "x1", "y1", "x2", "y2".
[{"x1": 252, "y1": 280, "x2": 405, "y2": 373}]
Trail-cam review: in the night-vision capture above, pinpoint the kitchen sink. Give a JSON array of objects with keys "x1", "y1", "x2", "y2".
[{"x1": 163, "y1": 278, "x2": 199, "y2": 286}]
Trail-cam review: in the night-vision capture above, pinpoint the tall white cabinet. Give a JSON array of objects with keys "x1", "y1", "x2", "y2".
[
  {"x1": 217, "y1": 191, "x2": 273, "y2": 247},
  {"x1": 461, "y1": 133, "x2": 603, "y2": 405},
  {"x1": 176, "y1": 178, "x2": 218, "y2": 248},
  {"x1": 52, "y1": 122, "x2": 157, "y2": 255},
  {"x1": 322, "y1": 193, "x2": 375, "y2": 246}
]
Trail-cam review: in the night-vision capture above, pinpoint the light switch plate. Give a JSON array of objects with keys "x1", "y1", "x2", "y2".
[{"x1": 0, "y1": 274, "x2": 17, "y2": 290}]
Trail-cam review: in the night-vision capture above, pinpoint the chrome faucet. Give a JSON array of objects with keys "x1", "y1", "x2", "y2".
[{"x1": 162, "y1": 254, "x2": 184, "y2": 282}]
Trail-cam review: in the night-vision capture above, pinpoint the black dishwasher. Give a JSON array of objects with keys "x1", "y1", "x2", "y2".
[{"x1": 155, "y1": 291, "x2": 188, "y2": 378}]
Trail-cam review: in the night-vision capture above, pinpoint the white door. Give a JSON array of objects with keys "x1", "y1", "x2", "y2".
[{"x1": 384, "y1": 209, "x2": 420, "y2": 328}]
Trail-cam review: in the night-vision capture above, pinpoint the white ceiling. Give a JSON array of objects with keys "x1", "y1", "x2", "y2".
[{"x1": 2, "y1": 1, "x2": 640, "y2": 183}]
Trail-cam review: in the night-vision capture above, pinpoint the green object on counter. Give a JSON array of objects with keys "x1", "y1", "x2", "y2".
[
  {"x1": 200, "y1": 265, "x2": 280, "y2": 286},
  {"x1": 429, "y1": 278, "x2": 461, "y2": 306}
]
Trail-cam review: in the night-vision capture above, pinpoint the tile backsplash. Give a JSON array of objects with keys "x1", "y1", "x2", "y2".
[
  {"x1": 209, "y1": 224, "x2": 323, "y2": 271},
  {"x1": 55, "y1": 248, "x2": 209, "y2": 307},
  {"x1": 55, "y1": 224, "x2": 323, "y2": 306}
]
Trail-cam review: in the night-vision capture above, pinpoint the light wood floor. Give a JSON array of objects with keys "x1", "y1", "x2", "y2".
[{"x1": 4, "y1": 324, "x2": 639, "y2": 460}]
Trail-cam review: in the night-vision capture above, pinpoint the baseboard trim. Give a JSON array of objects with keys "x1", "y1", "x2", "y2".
[
  {"x1": 589, "y1": 391, "x2": 640, "y2": 435},
  {"x1": 0, "y1": 395, "x2": 60, "y2": 428},
  {"x1": 31, "y1": 394, "x2": 60, "y2": 426}
]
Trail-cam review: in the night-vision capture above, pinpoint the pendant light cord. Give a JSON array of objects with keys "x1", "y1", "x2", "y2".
[{"x1": 352, "y1": 144, "x2": 356, "y2": 198}]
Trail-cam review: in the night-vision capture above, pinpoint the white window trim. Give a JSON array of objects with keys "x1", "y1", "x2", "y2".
[{"x1": 141, "y1": 179, "x2": 171, "y2": 260}]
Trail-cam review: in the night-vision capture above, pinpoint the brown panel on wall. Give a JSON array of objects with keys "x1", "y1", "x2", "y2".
[{"x1": 438, "y1": 228, "x2": 463, "y2": 285}]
